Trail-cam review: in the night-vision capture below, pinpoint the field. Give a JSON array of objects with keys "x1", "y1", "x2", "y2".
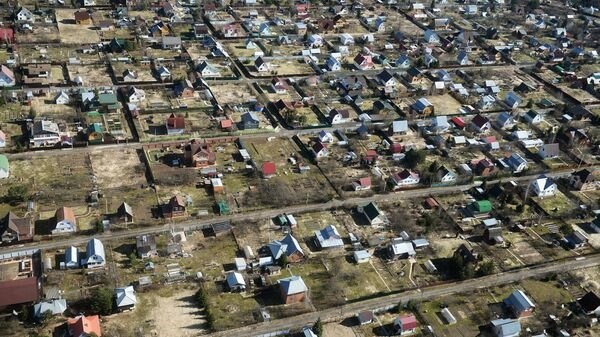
[
  {"x1": 29, "y1": 93, "x2": 78, "y2": 121},
  {"x1": 111, "y1": 62, "x2": 155, "y2": 83},
  {"x1": 423, "y1": 94, "x2": 463, "y2": 116},
  {"x1": 67, "y1": 64, "x2": 113, "y2": 86},
  {"x1": 211, "y1": 83, "x2": 257, "y2": 105},
  {"x1": 16, "y1": 26, "x2": 60, "y2": 44},
  {"x1": 55, "y1": 9, "x2": 101, "y2": 44}
]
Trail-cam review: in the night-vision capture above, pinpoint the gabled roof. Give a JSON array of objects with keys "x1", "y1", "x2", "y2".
[
  {"x1": 491, "y1": 318, "x2": 521, "y2": 337},
  {"x1": 361, "y1": 202, "x2": 381, "y2": 222},
  {"x1": 390, "y1": 241, "x2": 416, "y2": 256},
  {"x1": 0, "y1": 277, "x2": 39, "y2": 307},
  {"x1": 55, "y1": 207, "x2": 76, "y2": 224},
  {"x1": 34, "y1": 299, "x2": 67, "y2": 318},
  {"x1": 578, "y1": 291, "x2": 600, "y2": 313},
  {"x1": 67, "y1": 315, "x2": 102, "y2": 337},
  {"x1": 86, "y1": 238, "x2": 105, "y2": 260},
  {"x1": 268, "y1": 234, "x2": 304, "y2": 259},
  {"x1": 115, "y1": 286, "x2": 137, "y2": 307},
  {"x1": 278, "y1": 275, "x2": 308, "y2": 295},
  {"x1": 166, "y1": 113, "x2": 185, "y2": 130},
  {"x1": 504, "y1": 290, "x2": 535, "y2": 313},
  {"x1": 471, "y1": 114, "x2": 490, "y2": 128},
  {"x1": 226, "y1": 271, "x2": 246, "y2": 288},
  {"x1": 392, "y1": 120, "x2": 409, "y2": 133},
  {"x1": 531, "y1": 174, "x2": 555, "y2": 191},
  {"x1": 315, "y1": 224, "x2": 344, "y2": 248}
]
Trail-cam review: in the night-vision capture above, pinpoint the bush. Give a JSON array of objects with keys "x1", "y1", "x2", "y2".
[{"x1": 89, "y1": 287, "x2": 114, "y2": 315}]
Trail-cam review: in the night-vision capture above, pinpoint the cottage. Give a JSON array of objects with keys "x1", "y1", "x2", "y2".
[
  {"x1": 64, "y1": 246, "x2": 79, "y2": 269},
  {"x1": 261, "y1": 161, "x2": 276, "y2": 178},
  {"x1": 504, "y1": 92, "x2": 522, "y2": 109},
  {"x1": 136, "y1": 235, "x2": 157, "y2": 258},
  {"x1": 388, "y1": 239, "x2": 416, "y2": 259},
  {"x1": 529, "y1": 176, "x2": 558, "y2": 198},
  {"x1": 67, "y1": 315, "x2": 102, "y2": 337},
  {"x1": 16, "y1": 7, "x2": 35, "y2": 23},
  {"x1": 174, "y1": 79, "x2": 195, "y2": 98},
  {"x1": 356, "y1": 311, "x2": 374, "y2": 325},
  {"x1": 491, "y1": 318, "x2": 521, "y2": 337},
  {"x1": 156, "y1": 66, "x2": 171, "y2": 81},
  {"x1": 411, "y1": 97, "x2": 434, "y2": 115},
  {"x1": 577, "y1": 291, "x2": 600, "y2": 316},
  {"x1": 471, "y1": 114, "x2": 491, "y2": 133},
  {"x1": 391, "y1": 169, "x2": 420, "y2": 188},
  {"x1": 437, "y1": 166, "x2": 457, "y2": 183},
  {"x1": 240, "y1": 112, "x2": 260, "y2": 129},
  {"x1": 523, "y1": 109, "x2": 543, "y2": 124},
  {"x1": 34, "y1": 299, "x2": 67, "y2": 319},
  {"x1": 354, "y1": 54, "x2": 374, "y2": 70},
  {"x1": 126, "y1": 86, "x2": 145, "y2": 103},
  {"x1": 394, "y1": 314, "x2": 418, "y2": 335},
  {"x1": 184, "y1": 141, "x2": 216, "y2": 168},
  {"x1": 358, "y1": 202, "x2": 385, "y2": 226},
  {"x1": 0, "y1": 212, "x2": 32, "y2": 243},
  {"x1": 30, "y1": 120, "x2": 60, "y2": 148},
  {"x1": 166, "y1": 113, "x2": 185, "y2": 135},
  {"x1": 162, "y1": 196, "x2": 186, "y2": 218},
  {"x1": 268, "y1": 234, "x2": 305, "y2": 262},
  {"x1": 255, "y1": 57, "x2": 270, "y2": 72},
  {"x1": 226, "y1": 272, "x2": 246, "y2": 292},
  {"x1": 395, "y1": 55, "x2": 411, "y2": 68},
  {"x1": 377, "y1": 70, "x2": 397, "y2": 87},
  {"x1": 52, "y1": 207, "x2": 77, "y2": 235},
  {"x1": 196, "y1": 61, "x2": 221, "y2": 77},
  {"x1": 278, "y1": 275, "x2": 308, "y2": 304},
  {"x1": 504, "y1": 290, "x2": 535, "y2": 318},
  {"x1": 0, "y1": 277, "x2": 40, "y2": 308},
  {"x1": 311, "y1": 141, "x2": 328, "y2": 159},
  {"x1": 504, "y1": 153, "x2": 528, "y2": 173},
  {"x1": 84, "y1": 238, "x2": 106, "y2": 269},
  {"x1": 314, "y1": 225, "x2": 344, "y2": 249},
  {"x1": 353, "y1": 250, "x2": 370, "y2": 264},
  {"x1": 538, "y1": 143, "x2": 560, "y2": 159},
  {"x1": 496, "y1": 112, "x2": 515, "y2": 129},
  {"x1": 74, "y1": 11, "x2": 92, "y2": 25},
  {"x1": 457, "y1": 50, "x2": 469, "y2": 65},
  {"x1": 339, "y1": 33, "x2": 354, "y2": 45},
  {"x1": 423, "y1": 29, "x2": 440, "y2": 43},
  {"x1": 352, "y1": 177, "x2": 372, "y2": 191},
  {"x1": 115, "y1": 286, "x2": 137, "y2": 311}
]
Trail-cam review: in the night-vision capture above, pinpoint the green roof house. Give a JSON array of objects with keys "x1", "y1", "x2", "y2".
[
  {"x1": 0, "y1": 154, "x2": 9, "y2": 179},
  {"x1": 217, "y1": 200, "x2": 229, "y2": 215},
  {"x1": 87, "y1": 123, "x2": 104, "y2": 144},
  {"x1": 473, "y1": 200, "x2": 492, "y2": 213},
  {"x1": 98, "y1": 93, "x2": 121, "y2": 113}
]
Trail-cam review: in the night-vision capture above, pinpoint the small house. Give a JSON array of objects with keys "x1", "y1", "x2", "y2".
[
  {"x1": 523, "y1": 109, "x2": 543, "y2": 124},
  {"x1": 67, "y1": 315, "x2": 102, "y2": 337},
  {"x1": 491, "y1": 318, "x2": 521, "y2": 337},
  {"x1": 240, "y1": 112, "x2": 260, "y2": 129},
  {"x1": 391, "y1": 169, "x2": 420, "y2": 188},
  {"x1": 388, "y1": 240, "x2": 416, "y2": 259},
  {"x1": 278, "y1": 275, "x2": 308, "y2": 304},
  {"x1": 226, "y1": 272, "x2": 246, "y2": 292},
  {"x1": 52, "y1": 207, "x2": 77, "y2": 235},
  {"x1": 84, "y1": 238, "x2": 106, "y2": 269},
  {"x1": 505, "y1": 153, "x2": 528, "y2": 173},
  {"x1": 314, "y1": 225, "x2": 344, "y2": 249},
  {"x1": 411, "y1": 97, "x2": 434, "y2": 115},
  {"x1": 577, "y1": 291, "x2": 600, "y2": 316},
  {"x1": 255, "y1": 57, "x2": 269, "y2": 72},
  {"x1": 424, "y1": 29, "x2": 440, "y2": 43},
  {"x1": 496, "y1": 112, "x2": 515, "y2": 129},
  {"x1": 166, "y1": 113, "x2": 185, "y2": 135},
  {"x1": 538, "y1": 143, "x2": 560, "y2": 159},
  {"x1": 64, "y1": 246, "x2": 79, "y2": 269},
  {"x1": 261, "y1": 161, "x2": 276, "y2": 178},
  {"x1": 394, "y1": 314, "x2": 418, "y2": 335},
  {"x1": 115, "y1": 286, "x2": 137, "y2": 311},
  {"x1": 162, "y1": 196, "x2": 186, "y2": 218},
  {"x1": 0, "y1": 211, "x2": 32, "y2": 243},
  {"x1": 352, "y1": 177, "x2": 371, "y2": 191},
  {"x1": 358, "y1": 202, "x2": 385, "y2": 226},
  {"x1": 268, "y1": 234, "x2": 305, "y2": 262},
  {"x1": 469, "y1": 114, "x2": 490, "y2": 133},
  {"x1": 34, "y1": 299, "x2": 67, "y2": 319},
  {"x1": 136, "y1": 235, "x2": 157, "y2": 259},
  {"x1": 504, "y1": 92, "x2": 522, "y2": 109},
  {"x1": 117, "y1": 202, "x2": 134, "y2": 223},
  {"x1": 503, "y1": 290, "x2": 535, "y2": 318},
  {"x1": 74, "y1": 11, "x2": 92, "y2": 25},
  {"x1": 353, "y1": 250, "x2": 370, "y2": 264},
  {"x1": 570, "y1": 169, "x2": 598, "y2": 191}
]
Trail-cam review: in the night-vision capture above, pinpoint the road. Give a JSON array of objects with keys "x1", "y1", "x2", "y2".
[
  {"x1": 0, "y1": 166, "x2": 584, "y2": 255},
  {"x1": 209, "y1": 254, "x2": 600, "y2": 337}
]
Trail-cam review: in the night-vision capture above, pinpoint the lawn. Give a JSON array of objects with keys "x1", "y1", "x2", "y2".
[
  {"x1": 209, "y1": 292, "x2": 260, "y2": 331},
  {"x1": 324, "y1": 256, "x2": 390, "y2": 301},
  {"x1": 520, "y1": 279, "x2": 573, "y2": 306},
  {"x1": 532, "y1": 191, "x2": 577, "y2": 217}
]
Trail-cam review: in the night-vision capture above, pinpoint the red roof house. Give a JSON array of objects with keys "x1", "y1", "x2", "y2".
[
  {"x1": 450, "y1": 116, "x2": 465, "y2": 129},
  {"x1": 352, "y1": 177, "x2": 372, "y2": 191},
  {"x1": 262, "y1": 161, "x2": 276, "y2": 178},
  {"x1": 0, "y1": 28, "x2": 14, "y2": 43},
  {"x1": 220, "y1": 118, "x2": 233, "y2": 130},
  {"x1": 0, "y1": 277, "x2": 41, "y2": 308},
  {"x1": 68, "y1": 315, "x2": 102, "y2": 337},
  {"x1": 394, "y1": 314, "x2": 418, "y2": 334}
]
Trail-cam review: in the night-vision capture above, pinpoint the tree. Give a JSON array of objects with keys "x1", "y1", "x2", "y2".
[
  {"x1": 428, "y1": 160, "x2": 440, "y2": 173},
  {"x1": 560, "y1": 223, "x2": 574, "y2": 236},
  {"x1": 527, "y1": 0, "x2": 540, "y2": 9},
  {"x1": 195, "y1": 288, "x2": 209, "y2": 308},
  {"x1": 278, "y1": 254, "x2": 288, "y2": 267},
  {"x1": 4, "y1": 185, "x2": 29, "y2": 205},
  {"x1": 313, "y1": 318, "x2": 323, "y2": 337},
  {"x1": 476, "y1": 260, "x2": 495, "y2": 276},
  {"x1": 124, "y1": 40, "x2": 135, "y2": 52},
  {"x1": 89, "y1": 287, "x2": 114, "y2": 315},
  {"x1": 404, "y1": 149, "x2": 426, "y2": 169}
]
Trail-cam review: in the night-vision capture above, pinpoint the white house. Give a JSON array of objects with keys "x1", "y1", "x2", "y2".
[
  {"x1": 16, "y1": 7, "x2": 35, "y2": 23},
  {"x1": 340, "y1": 33, "x2": 354, "y2": 45},
  {"x1": 255, "y1": 57, "x2": 270, "y2": 72},
  {"x1": 423, "y1": 29, "x2": 440, "y2": 43},
  {"x1": 196, "y1": 61, "x2": 221, "y2": 77},
  {"x1": 84, "y1": 238, "x2": 106, "y2": 269},
  {"x1": 377, "y1": 70, "x2": 397, "y2": 87},
  {"x1": 523, "y1": 109, "x2": 543, "y2": 124},
  {"x1": 226, "y1": 271, "x2": 246, "y2": 291},
  {"x1": 530, "y1": 175, "x2": 557, "y2": 197},
  {"x1": 505, "y1": 92, "x2": 522, "y2": 109},
  {"x1": 126, "y1": 86, "x2": 146, "y2": 103},
  {"x1": 64, "y1": 246, "x2": 79, "y2": 269},
  {"x1": 391, "y1": 169, "x2": 420, "y2": 188},
  {"x1": 314, "y1": 225, "x2": 344, "y2": 249},
  {"x1": 325, "y1": 55, "x2": 341, "y2": 71},
  {"x1": 54, "y1": 91, "x2": 70, "y2": 105},
  {"x1": 358, "y1": 202, "x2": 386, "y2": 226},
  {"x1": 395, "y1": 55, "x2": 411, "y2": 68},
  {"x1": 538, "y1": 143, "x2": 560, "y2": 159},
  {"x1": 115, "y1": 286, "x2": 137, "y2": 311},
  {"x1": 505, "y1": 153, "x2": 528, "y2": 173},
  {"x1": 306, "y1": 34, "x2": 323, "y2": 48},
  {"x1": 52, "y1": 207, "x2": 77, "y2": 235}
]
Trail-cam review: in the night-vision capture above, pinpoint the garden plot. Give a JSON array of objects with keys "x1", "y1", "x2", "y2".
[
  {"x1": 56, "y1": 9, "x2": 101, "y2": 44},
  {"x1": 67, "y1": 64, "x2": 113, "y2": 86}
]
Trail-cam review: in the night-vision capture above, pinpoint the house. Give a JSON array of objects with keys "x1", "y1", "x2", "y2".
[
  {"x1": 311, "y1": 141, "x2": 328, "y2": 159},
  {"x1": 538, "y1": 143, "x2": 560, "y2": 159},
  {"x1": 136, "y1": 235, "x2": 157, "y2": 258},
  {"x1": 391, "y1": 169, "x2": 420, "y2": 188},
  {"x1": 352, "y1": 177, "x2": 372, "y2": 191},
  {"x1": 97, "y1": 93, "x2": 120, "y2": 113},
  {"x1": 423, "y1": 53, "x2": 438, "y2": 68},
  {"x1": 359, "y1": 202, "x2": 385, "y2": 225},
  {"x1": 577, "y1": 291, "x2": 600, "y2": 316},
  {"x1": 377, "y1": 70, "x2": 397, "y2": 87},
  {"x1": 240, "y1": 112, "x2": 260, "y2": 129},
  {"x1": 67, "y1": 315, "x2": 102, "y2": 337},
  {"x1": 52, "y1": 207, "x2": 77, "y2": 235},
  {"x1": 270, "y1": 77, "x2": 289, "y2": 94},
  {"x1": 173, "y1": 79, "x2": 195, "y2": 98},
  {"x1": 166, "y1": 113, "x2": 185, "y2": 135},
  {"x1": 162, "y1": 196, "x2": 186, "y2": 218},
  {"x1": 126, "y1": 86, "x2": 145, "y2": 103},
  {"x1": 0, "y1": 65, "x2": 15, "y2": 87},
  {"x1": 261, "y1": 161, "x2": 276, "y2": 178},
  {"x1": 196, "y1": 61, "x2": 221, "y2": 77},
  {"x1": 84, "y1": 238, "x2": 106, "y2": 269},
  {"x1": 423, "y1": 29, "x2": 440, "y2": 43},
  {"x1": 471, "y1": 114, "x2": 491, "y2": 133},
  {"x1": 353, "y1": 250, "x2": 370, "y2": 264},
  {"x1": 431, "y1": 116, "x2": 450, "y2": 134},
  {"x1": 34, "y1": 299, "x2": 67, "y2": 319},
  {"x1": 529, "y1": 175, "x2": 557, "y2": 198},
  {"x1": 472, "y1": 200, "x2": 492, "y2": 214},
  {"x1": 0, "y1": 155, "x2": 8, "y2": 179},
  {"x1": 391, "y1": 120, "x2": 409, "y2": 134},
  {"x1": 148, "y1": 22, "x2": 170, "y2": 36},
  {"x1": 457, "y1": 50, "x2": 469, "y2": 65},
  {"x1": 329, "y1": 109, "x2": 349, "y2": 124},
  {"x1": 496, "y1": 112, "x2": 515, "y2": 129},
  {"x1": 184, "y1": 141, "x2": 216, "y2": 168},
  {"x1": 570, "y1": 169, "x2": 599, "y2": 191},
  {"x1": 354, "y1": 54, "x2": 374, "y2": 70},
  {"x1": 441, "y1": 308, "x2": 457, "y2": 324},
  {"x1": 16, "y1": 7, "x2": 35, "y2": 23},
  {"x1": 0, "y1": 28, "x2": 14, "y2": 44},
  {"x1": 395, "y1": 55, "x2": 411, "y2": 68},
  {"x1": 30, "y1": 120, "x2": 61, "y2": 148},
  {"x1": 388, "y1": 240, "x2": 416, "y2": 259},
  {"x1": 74, "y1": 11, "x2": 92, "y2": 25},
  {"x1": 122, "y1": 69, "x2": 137, "y2": 82},
  {"x1": 339, "y1": 33, "x2": 354, "y2": 45},
  {"x1": 306, "y1": 34, "x2": 323, "y2": 48},
  {"x1": 302, "y1": 327, "x2": 318, "y2": 337},
  {"x1": 63, "y1": 246, "x2": 79, "y2": 269},
  {"x1": 491, "y1": 318, "x2": 521, "y2": 337},
  {"x1": 268, "y1": 234, "x2": 304, "y2": 262},
  {"x1": 478, "y1": 95, "x2": 496, "y2": 110},
  {"x1": 566, "y1": 230, "x2": 588, "y2": 248},
  {"x1": 455, "y1": 243, "x2": 479, "y2": 263},
  {"x1": 318, "y1": 130, "x2": 334, "y2": 144},
  {"x1": 162, "y1": 36, "x2": 181, "y2": 50},
  {"x1": 505, "y1": 153, "x2": 528, "y2": 173},
  {"x1": 356, "y1": 311, "x2": 375, "y2": 325},
  {"x1": 504, "y1": 92, "x2": 522, "y2": 109},
  {"x1": 504, "y1": 290, "x2": 535, "y2": 318},
  {"x1": 326, "y1": 55, "x2": 342, "y2": 71},
  {"x1": 437, "y1": 166, "x2": 457, "y2": 183},
  {"x1": 523, "y1": 109, "x2": 542, "y2": 124},
  {"x1": 115, "y1": 286, "x2": 136, "y2": 311},
  {"x1": 485, "y1": 226, "x2": 503, "y2": 244},
  {"x1": 0, "y1": 212, "x2": 33, "y2": 243},
  {"x1": 156, "y1": 66, "x2": 171, "y2": 81},
  {"x1": 314, "y1": 224, "x2": 344, "y2": 249},
  {"x1": 255, "y1": 57, "x2": 269, "y2": 72},
  {"x1": 411, "y1": 97, "x2": 434, "y2": 115},
  {"x1": 0, "y1": 277, "x2": 41, "y2": 308},
  {"x1": 278, "y1": 275, "x2": 308, "y2": 304},
  {"x1": 394, "y1": 314, "x2": 418, "y2": 335}
]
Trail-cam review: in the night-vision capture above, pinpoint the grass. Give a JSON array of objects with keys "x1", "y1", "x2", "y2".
[
  {"x1": 276, "y1": 258, "x2": 340, "y2": 309},
  {"x1": 210, "y1": 292, "x2": 260, "y2": 331},
  {"x1": 532, "y1": 190, "x2": 577, "y2": 217},
  {"x1": 324, "y1": 256, "x2": 389, "y2": 301},
  {"x1": 520, "y1": 279, "x2": 573, "y2": 305},
  {"x1": 179, "y1": 234, "x2": 240, "y2": 281}
]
